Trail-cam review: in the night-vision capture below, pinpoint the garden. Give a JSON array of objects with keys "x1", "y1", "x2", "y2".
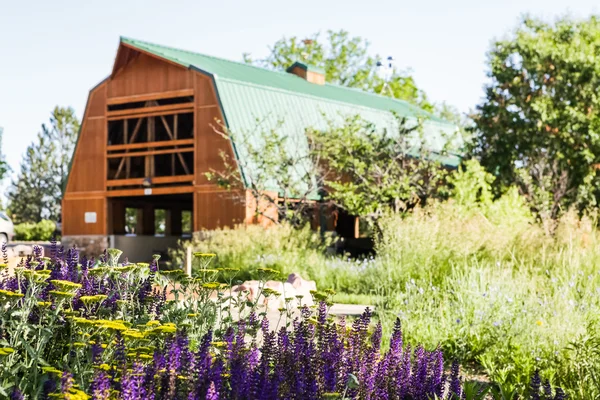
[
  {"x1": 4, "y1": 12, "x2": 600, "y2": 400},
  {"x1": 0, "y1": 241, "x2": 566, "y2": 399}
]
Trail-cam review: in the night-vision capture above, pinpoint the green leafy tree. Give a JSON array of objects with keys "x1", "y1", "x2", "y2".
[
  {"x1": 8, "y1": 106, "x2": 79, "y2": 223},
  {"x1": 310, "y1": 115, "x2": 450, "y2": 233},
  {"x1": 244, "y1": 30, "x2": 434, "y2": 111},
  {"x1": 472, "y1": 15, "x2": 600, "y2": 219},
  {"x1": 205, "y1": 120, "x2": 323, "y2": 225},
  {"x1": 0, "y1": 127, "x2": 9, "y2": 183},
  {"x1": 8, "y1": 133, "x2": 57, "y2": 223}
]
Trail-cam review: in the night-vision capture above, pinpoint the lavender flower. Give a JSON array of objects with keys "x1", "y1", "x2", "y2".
[
  {"x1": 448, "y1": 361, "x2": 462, "y2": 399},
  {"x1": 91, "y1": 372, "x2": 111, "y2": 400},
  {"x1": 10, "y1": 388, "x2": 24, "y2": 400},
  {"x1": 206, "y1": 381, "x2": 218, "y2": 400},
  {"x1": 530, "y1": 370, "x2": 541, "y2": 400},
  {"x1": 60, "y1": 371, "x2": 74, "y2": 394},
  {"x1": 122, "y1": 362, "x2": 147, "y2": 400},
  {"x1": 2, "y1": 240, "x2": 8, "y2": 264}
]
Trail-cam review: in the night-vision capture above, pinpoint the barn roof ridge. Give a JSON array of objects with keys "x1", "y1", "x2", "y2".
[{"x1": 119, "y1": 36, "x2": 449, "y2": 125}]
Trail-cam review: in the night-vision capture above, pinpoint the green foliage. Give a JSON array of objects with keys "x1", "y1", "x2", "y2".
[
  {"x1": 557, "y1": 322, "x2": 600, "y2": 399},
  {"x1": 13, "y1": 220, "x2": 56, "y2": 241},
  {"x1": 0, "y1": 127, "x2": 10, "y2": 182},
  {"x1": 311, "y1": 115, "x2": 450, "y2": 230},
  {"x1": 244, "y1": 29, "x2": 434, "y2": 111},
  {"x1": 473, "y1": 15, "x2": 600, "y2": 218},
  {"x1": 169, "y1": 223, "x2": 331, "y2": 283},
  {"x1": 8, "y1": 106, "x2": 79, "y2": 223},
  {"x1": 206, "y1": 121, "x2": 322, "y2": 225},
  {"x1": 183, "y1": 162, "x2": 600, "y2": 398}
]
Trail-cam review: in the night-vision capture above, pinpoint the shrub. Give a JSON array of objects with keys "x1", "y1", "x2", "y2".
[
  {"x1": 13, "y1": 222, "x2": 35, "y2": 241},
  {"x1": 169, "y1": 223, "x2": 332, "y2": 283},
  {"x1": 13, "y1": 219, "x2": 56, "y2": 241}
]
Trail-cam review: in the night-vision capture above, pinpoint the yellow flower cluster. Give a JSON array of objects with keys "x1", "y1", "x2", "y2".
[
  {"x1": 122, "y1": 330, "x2": 144, "y2": 339},
  {"x1": 145, "y1": 322, "x2": 177, "y2": 335},
  {"x1": 87, "y1": 267, "x2": 110, "y2": 276},
  {"x1": 193, "y1": 252, "x2": 216, "y2": 258},
  {"x1": 22, "y1": 269, "x2": 51, "y2": 283},
  {"x1": 0, "y1": 289, "x2": 24, "y2": 299},
  {"x1": 257, "y1": 267, "x2": 280, "y2": 275},
  {"x1": 42, "y1": 366, "x2": 63, "y2": 375},
  {"x1": 201, "y1": 282, "x2": 221, "y2": 290},
  {"x1": 79, "y1": 295, "x2": 108, "y2": 304},
  {"x1": 0, "y1": 347, "x2": 15, "y2": 356},
  {"x1": 113, "y1": 265, "x2": 137, "y2": 273},
  {"x1": 50, "y1": 280, "x2": 82, "y2": 291},
  {"x1": 217, "y1": 267, "x2": 240, "y2": 272},
  {"x1": 262, "y1": 288, "x2": 281, "y2": 297}
]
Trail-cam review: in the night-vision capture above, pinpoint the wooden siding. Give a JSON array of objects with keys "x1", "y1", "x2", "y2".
[
  {"x1": 244, "y1": 190, "x2": 279, "y2": 226},
  {"x1": 108, "y1": 52, "x2": 193, "y2": 98},
  {"x1": 65, "y1": 82, "x2": 107, "y2": 194},
  {"x1": 193, "y1": 189, "x2": 245, "y2": 231},
  {"x1": 193, "y1": 73, "x2": 234, "y2": 186},
  {"x1": 62, "y1": 197, "x2": 106, "y2": 235}
]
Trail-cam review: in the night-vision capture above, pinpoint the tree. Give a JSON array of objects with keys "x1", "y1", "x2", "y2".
[
  {"x1": 472, "y1": 15, "x2": 600, "y2": 219},
  {"x1": 243, "y1": 30, "x2": 434, "y2": 111},
  {"x1": 0, "y1": 127, "x2": 9, "y2": 183},
  {"x1": 310, "y1": 115, "x2": 450, "y2": 234},
  {"x1": 8, "y1": 106, "x2": 79, "y2": 223},
  {"x1": 205, "y1": 119, "x2": 324, "y2": 226}
]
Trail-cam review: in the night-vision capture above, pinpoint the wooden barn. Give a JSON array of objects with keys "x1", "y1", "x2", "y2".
[{"x1": 62, "y1": 37, "x2": 458, "y2": 260}]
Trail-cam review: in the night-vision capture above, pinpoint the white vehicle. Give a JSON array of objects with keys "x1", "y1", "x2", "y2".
[{"x1": 0, "y1": 211, "x2": 14, "y2": 243}]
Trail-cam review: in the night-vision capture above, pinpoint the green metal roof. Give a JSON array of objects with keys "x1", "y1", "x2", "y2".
[{"x1": 120, "y1": 37, "x2": 461, "y2": 198}]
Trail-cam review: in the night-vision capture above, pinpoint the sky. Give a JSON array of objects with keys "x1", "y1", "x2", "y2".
[{"x1": 0, "y1": 0, "x2": 599, "y2": 180}]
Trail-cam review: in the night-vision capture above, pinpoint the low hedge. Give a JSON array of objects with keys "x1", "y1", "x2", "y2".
[{"x1": 13, "y1": 219, "x2": 56, "y2": 241}]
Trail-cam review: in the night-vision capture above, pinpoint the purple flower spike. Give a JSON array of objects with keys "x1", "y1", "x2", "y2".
[
  {"x1": 206, "y1": 381, "x2": 219, "y2": 400},
  {"x1": 61, "y1": 371, "x2": 74, "y2": 394},
  {"x1": 10, "y1": 388, "x2": 24, "y2": 400},
  {"x1": 91, "y1": 371, "x2": 111, "y2": 400}
]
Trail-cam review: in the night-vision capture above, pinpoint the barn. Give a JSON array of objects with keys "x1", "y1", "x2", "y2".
[{"x1": 62, "y1": 37, "x2": 459, "y2": 260}]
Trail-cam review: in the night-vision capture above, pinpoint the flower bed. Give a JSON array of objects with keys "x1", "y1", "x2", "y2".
[{"x1": 0, "y1": 246, "x2": 563, "y2": 399}]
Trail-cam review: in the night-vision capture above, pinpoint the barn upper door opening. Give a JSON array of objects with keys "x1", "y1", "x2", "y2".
[{"x1": 105, "y1": 92, "x2": 195, "y2": 192}]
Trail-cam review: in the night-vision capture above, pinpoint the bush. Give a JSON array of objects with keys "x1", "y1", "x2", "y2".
[
  {"x1": 169, "y1": 223, "x2": 333, "y2": 284},
  {"x1": 0, "y1": 246, "x2": 562, "y2": 398},
  {"x1": 13, "y1": 219, "x2": 56, "y2": 241}
]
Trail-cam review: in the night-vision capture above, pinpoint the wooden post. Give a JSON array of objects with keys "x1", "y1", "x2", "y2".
[
  {"x1": 147, "y1": 116, "x2": 155, "y2": 178},
  {"x1": 141, "y1": 204, "x2": 155, "y2": 235},
  {"x1": 135, "y1": 208, "x2": 144, "y2": 235},
  {"x1": 167, "y1": 208, "x2": 182, "y2": 236},
  {"x1": 185, "y1": 244, "x2": 192, "y2": 277},
  {"x1": 112, "y1": 201, "x2": 126, "y2": 234},
  {"x1": 124, "y1": 119, "x2": 131, "y2": 178}
]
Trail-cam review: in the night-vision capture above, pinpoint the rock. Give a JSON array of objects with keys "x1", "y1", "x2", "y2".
[{"x1": 286, "y1": 273, "x2": 317, "y2": 307}]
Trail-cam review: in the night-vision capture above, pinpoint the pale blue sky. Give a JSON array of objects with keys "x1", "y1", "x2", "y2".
[{"x1": 0, "y1": 0, "x2": 598, "y2": 180}]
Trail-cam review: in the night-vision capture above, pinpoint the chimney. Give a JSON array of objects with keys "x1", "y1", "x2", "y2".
[{"x1": 286, "y1": 61, "x2": 325, "y2": 85}]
